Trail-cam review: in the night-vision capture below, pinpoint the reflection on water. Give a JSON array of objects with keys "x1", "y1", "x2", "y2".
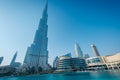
[
  {"x1": 58, "y1": 72, "x2": 92, "y2": 80},
  {"x1": 0, "y1": 71, "x2": 120, "y2": 80}
]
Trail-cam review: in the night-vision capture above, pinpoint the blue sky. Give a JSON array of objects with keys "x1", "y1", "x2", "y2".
[{"x1": 0, "y1": 0, "x2": 120, "y2": 66}]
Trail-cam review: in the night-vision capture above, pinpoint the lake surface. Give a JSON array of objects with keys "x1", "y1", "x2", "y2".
[{"x1": 0, "y1": 71, "x2": 120, "y2": 80}]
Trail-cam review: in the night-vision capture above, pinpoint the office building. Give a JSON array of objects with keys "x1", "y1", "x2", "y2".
[
  {"x1": 10, "y1": 52, "x2": 17, "y2": 66},
  {"x1": 53, "y1": 56, "x2": 59, "y2": 69},
  {"x1": 86, "y1": 52, "x2": 120, "y2": 71},
  {"x1": 84, "y1": 54, "x2": 90, "y2": 59},
  {"x1": 0, "y1": 57, "x2": 3, "y2": 65},
  {"x1": 10, "y1": 52, "x2": 21, "y2": 68},
  {"x1": 86, "y1": 56, "x2": 107, "y2": 70},
  {"x1": 71, "y1": 58, "x2": 86, "y2": 71},
  {"x1": 74, "y1": 42, "x2": 83, "y2": 58},
  {"x1": 56, "y1": 53, "x2": 86, "y2": 72},
  {"x1": 57, "y1": 53, "x2": 72, "y2": 72},
  {"x1": 91, "y1": 44, "x2": 100, "y2": 56},
  {"x1": 101, "y1": 52, "x2": 120, "y2": 70}
]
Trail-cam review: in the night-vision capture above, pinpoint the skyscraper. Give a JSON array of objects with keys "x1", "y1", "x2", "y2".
[
  {"x1": 91, "y1": 44, "x2": 100, "y2": 56},
  {"x1": 10, "y1": 52, "x2": 17, "y2": 66},
  {"x1": 84, "y1": 54, "x2": 90, "y2": 59},
  {"x1": 24, "y1": 0, "x2": 50, "y2": 70},
  {"x1": 10, "y1": 52, "x2": 21, "y2": 67},
  {"x1": 53, "y1": 56, "x2": 59, "y2": 69},
  {"x1": 74, "y1": 42, "x2": 83, "y2": 58},
  {"x1": 0, "y1": 57, "x2": 3, "y2": 65}
]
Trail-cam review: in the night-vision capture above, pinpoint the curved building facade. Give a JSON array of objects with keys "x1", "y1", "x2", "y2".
[
  {"x1": 56, "y1": 53, "x2": 86, "y2": 72},
  {"x1": 86, "y1": 56, "x2": 107, "y2": 70},
  {"x1": 71, "y1": 58, "x2": 86, "y2": 70},
  {"x1": 101, "y1": 52, "x2": 120, "y2": 70}
]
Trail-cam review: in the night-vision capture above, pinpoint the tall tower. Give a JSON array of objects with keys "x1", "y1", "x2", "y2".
[
  {"x1": 10, "y1": 52, "x2": 17, "y2": 66},
  {"x1": 0, "y1": 57, "x2": 3, "y2": 65},
  {"x1": 91, "y1": 44, "x2": 100, "y2": 56},
  {"x1": 53, "y1": 56, "x2": 59, "y2": 69},
  {"x1": 74, "y1": 42, "x2": 83, "y2": 58},
  {"x1": 24, "y1": 0, "x2": 50, "y2": 70},
  {"x1": 84, "y1": 54, "x2": 90, "y2": 59}
]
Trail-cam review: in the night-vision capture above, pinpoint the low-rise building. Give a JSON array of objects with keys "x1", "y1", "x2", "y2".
[
  {"x1": 0, "y1": 65, "x2": 15, "y2": 76},
  {"x1": 101, "y1": 52, "x2": 120, "y2": 70},
  {"x1": 57, "y1": 54, "x2": 72, "y2": 72},
  {"x1": 71, "y1": 58, "x2": 86, "y2": 71},
  {"x1": 86, "y1": 56, "x2": 107, "y2": 70},
  {"x1": 55, "y1": 53, "x2": 86, "y2": 72},
  {"x1": 86, "y1": 52, "x2": 120, "y2": 70}
]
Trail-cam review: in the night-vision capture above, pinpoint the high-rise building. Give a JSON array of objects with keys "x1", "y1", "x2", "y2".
[
  {"x1": 53, "y1": 56, "x2": 59, "y2": 69},
  {"x1": 10, "y1": 52, "x2": 21, "y2": 67},
  {"x1": 0, "y1": 57, "x2": 3, "y2": 65},
  {"x1": 63, "y1": 53, "x2": 72, "y2": 57},
  {"x1": 84, "y1": 54, "x2": 90, "y2": 59},
  {"x1": 74, "y1": 42, "x2": 83, "y2": 58},
  {"x1": 24, "y1": 0, "x2": 50, "y2": 70},
  {"x1": 10, "y1": 52, "x2": 17, "y2": 66},
  {"x1": 91, "y1": 44, "x2": 100, "y2": 56}
]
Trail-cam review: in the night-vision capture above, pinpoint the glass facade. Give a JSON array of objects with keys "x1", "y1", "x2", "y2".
[
  {"x1": 57, "y1": 57, "x2": 86, "y2": 71},
  {"x1": 86, "y1": 57, "x2": 102, "y2": 64},
  {"x1": 74, "y1": 42, "x2": 83, "y2": 58},
  {"x1": 86, "y1": 57, "x2": 107, "y2": 70},
  {"x1": 23, "y1": 1, "x2": 50, "y2": 70},
  {"x1": 71, "y1": 58, "x2": 86, "y2": 70}
]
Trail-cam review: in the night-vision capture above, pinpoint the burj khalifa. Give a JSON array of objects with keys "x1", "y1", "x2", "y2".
[{"x1": 24, "y1": 0, "x2": 50, "y2": 70}]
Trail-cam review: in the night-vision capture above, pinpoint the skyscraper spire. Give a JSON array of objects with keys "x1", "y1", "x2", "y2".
[
  {"x1": 74, "y1": 42, "x2": 83, "y2": 58},
  {"x1": 34, "y1": 0, "x2": 48, "y2": 43},
  {"x1": 42, "y1": 0, "x2": 48, "y2": 21},
  {"x1": 44, "y1": 0, "x2": 48, "y2": 13},
  {"x1": 24, "y1": 0, "x2": 50, "y2": 70},
  {"x1": 91, "y1": 44, "x2": 100, "y2": 56},
  {"x1": 10, "y1": 51, "x2": 17, "y2": 66}
]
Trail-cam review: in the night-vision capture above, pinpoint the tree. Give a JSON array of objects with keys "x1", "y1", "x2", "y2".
[
  {"x1": 31, "y1": 66, "x2": 35, "y2": 74},
  {"x1": 38, "y1": 66, "x2": 43, "y2": 72}
]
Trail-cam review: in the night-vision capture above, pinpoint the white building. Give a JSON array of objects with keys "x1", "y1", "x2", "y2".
[{"x1": 74, "y1": 42, "x2": 83, "y2": 58}]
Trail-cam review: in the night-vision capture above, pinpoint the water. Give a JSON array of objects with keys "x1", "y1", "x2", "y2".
[{"x1": 0, "y1": 71, "x2": 120, "y2": 80}]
